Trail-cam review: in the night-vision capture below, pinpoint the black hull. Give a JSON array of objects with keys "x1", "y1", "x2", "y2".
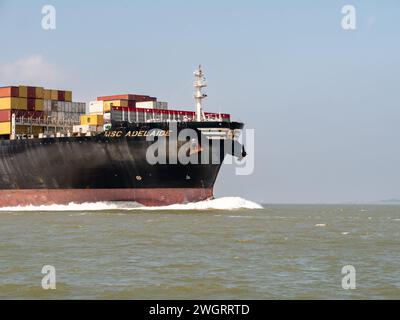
[{"x1": 0, "y1": 121, "x2": 244, "y2": 206}]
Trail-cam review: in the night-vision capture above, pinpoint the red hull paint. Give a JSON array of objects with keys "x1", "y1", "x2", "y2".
[{"x1": 0, "y1": 188, "x2": 213, "y2": 207}]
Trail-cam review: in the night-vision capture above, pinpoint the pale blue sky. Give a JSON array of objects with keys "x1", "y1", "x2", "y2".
[{"x1": 0, "y1": 0, "x2": 399, "y2": 203}]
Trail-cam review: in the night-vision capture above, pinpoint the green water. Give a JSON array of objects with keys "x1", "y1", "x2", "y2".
[{"x1": 0, "y1": 204, "x2": 399, "y2": 299}]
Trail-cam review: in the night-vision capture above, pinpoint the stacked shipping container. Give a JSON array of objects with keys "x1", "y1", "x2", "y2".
[
  {"x1": 95, "y1": 94, "x2": 168, "y2": 124},
  {"x1": 97, "y1": 94, "x2": 157, "y2": 113},
  {"x1": 73, "y1": 107, "x2": 104, "y2": 134},
  {"x1": 0, "y1": 86, "x2": 46, "y2": 135},
  {"x1": 81, "y1": 93, "x2": 228, "y2": 128},
  {"x1": 44, "y1": 100, "x2": 85, "y2": 124},
  {"x1": 136, "y1": 100, "x2": 168, "y2": 110},
  {"x1": 0, "y1": 85, "x2": 84, "y2": 137}
]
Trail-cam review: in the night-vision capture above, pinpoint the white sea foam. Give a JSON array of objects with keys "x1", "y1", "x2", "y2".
[
  {"x1": 0, "y1": 197, "x2": 263, "y2": 212},
  {"x1": 0, "y1": 202, "x2": 137, "y2": 212},
  {"x1": 142, "y1": 197, "x2": 263, "y2": 211}
]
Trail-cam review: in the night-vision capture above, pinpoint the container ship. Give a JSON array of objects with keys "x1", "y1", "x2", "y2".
[{"x1": 0, "y1": 67, "x2": 246, "y2": 207}]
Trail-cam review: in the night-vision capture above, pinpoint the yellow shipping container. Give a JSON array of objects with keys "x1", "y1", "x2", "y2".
[
  {"x1": 16, "y1": 125, "x2": 29, "y2": 134},
  {"x1": 32, "y1": 126, "x2": 44, "y2": 135},
  {"x1": 50, "y1": 90, "x2": 58, "y2": 100},
  {"x1": 103, "y1": 100, "x2": 128, "y2": 112},
  {"x1": 44, "y1": 89, "x2": 51, "y2": 100},
  {"x1": 65, "y1": 91, "x2": 72, "y2": 102},
  {"x1": 19, "y1": 86, "x2": 28, "y2": 98},
  {"x1": 16, "y1": 125, "x2": 44, "y2": 135},
  {"x1": 116, "y1": 100, "x2": 129, "y2": 107},
  {"x1": 80, "y1": 114, "x2": 104, "y2": 126},
  {"x1": 0, "y1": 97, "x2": 18, "y2": 110},
  {"x1": 35, "y1": 99, "x2": 44, "y2": 111},
  {"x1": 103, "y1": 103, "x2": 111, "y2": 113},
  {"x1": 0, "y1": 97, "x2": 27, "y2": 110},
  {"x1": 35, "y1": 87, "x2": 44, "y2": 99},
  {"x1": 0, "y1": 123, "x2": 43, "y2": 135},
  {"x1": 0, "y1": 122, "x2": 11, "y2": 135},
  {"x1": 18, "y1": 98, "x2": 28, "y2": 110}
]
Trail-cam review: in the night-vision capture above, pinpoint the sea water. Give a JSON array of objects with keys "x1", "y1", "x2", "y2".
[{"x1": 0, "y1": 199, "x2": 399, "y2": 299}]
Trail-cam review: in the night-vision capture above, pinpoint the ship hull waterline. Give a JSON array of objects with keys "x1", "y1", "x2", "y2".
[{"x1": 0, "y1": 188, "x2": 213, "y2": 207}]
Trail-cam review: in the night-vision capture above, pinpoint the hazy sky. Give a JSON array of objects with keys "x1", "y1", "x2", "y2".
[{"x1": 0, "y1": 0, "x2": 399, "y2": 203}]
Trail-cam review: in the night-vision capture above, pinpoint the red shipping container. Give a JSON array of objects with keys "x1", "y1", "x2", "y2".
[
  {"x1": 27, "y1": 86, "x2": 36, "y2": 98},
  {"x1": 27, "y1": 99, "x2": 35, "y2": 111},
  {"x1": 0, "y1": 86, "x2": 19, "y2": 98},
  {"x1": 136, "y1": 96, "x2": 157, "y2": 102},
  {"x1": 0, "y1": 110, "x2": 12, "y2": 122},
  {"x1": 58, "y1": 90, "x2": 65, "y2": 101},
  {"x1": 97, "y1": 94, "x2": 157, "y2": 102},
  {"x1": 97, "y1": 94, "x2": 133, "y2": 101}
]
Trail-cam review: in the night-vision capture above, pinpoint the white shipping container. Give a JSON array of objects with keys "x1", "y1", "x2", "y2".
[
  {"x1": 73, "y1": 124, "x2": 103, "y2": 134},
  {"x1": 136, "y1": 101, "x2": 156, "y2": 109},
  {"x1": 136, "y1": 101, "x2": 168, "y2": 110},
  {"x1": 103, "y1": 112, "x2": 111, "y2": 121},
  {"x1": 89, "y1": 101, "x2": 104, "y2": 114},
  {"x1": 44, "y1": 100, "x2": 51, "y2": 112},
  {"x1": 51, "y1": 101, "x2": 58, "y2": 112}
]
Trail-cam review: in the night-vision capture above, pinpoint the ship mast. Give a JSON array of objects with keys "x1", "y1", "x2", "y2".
[{"x1": 194, "y1": 65, "x2": 207, "y2": 122}]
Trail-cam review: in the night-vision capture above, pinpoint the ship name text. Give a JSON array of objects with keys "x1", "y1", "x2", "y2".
[{"x1": 104, "y1": 129, "x2": 170, "y2": 138}]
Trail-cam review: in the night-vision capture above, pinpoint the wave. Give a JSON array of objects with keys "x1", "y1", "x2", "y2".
[
  {"x1": 0, "y1": 197, "x2": 263, "y2": 212},
  {"x1": 141, "y1": 197, "x2": 263, "y2": 211}
]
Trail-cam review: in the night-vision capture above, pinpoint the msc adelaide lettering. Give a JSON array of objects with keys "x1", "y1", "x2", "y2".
[{"x1": 104, "y1": 129, "x2": 170, "y2": 138}]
